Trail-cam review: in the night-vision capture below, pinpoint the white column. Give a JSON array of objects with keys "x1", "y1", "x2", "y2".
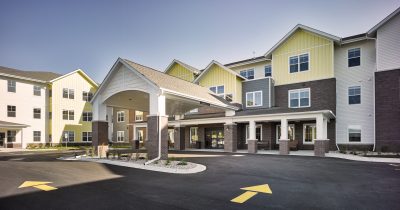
[
  {"x1": 149, "y1": 93, "x2": 166, "y2": 116},
  {"x1": 92, "y1": 98, "x2": 107, "y2": 121},
  {"x1": 249, "y1": 120, "x2": 256, "y2": 140},
  {"x1": 316, "y1": 114, "x2": 324, "y2": 139},
  {"x1": 280, "y1": 118, "x2": 288, "y2": 140},
  {"x1": 323, "y1": 118, "x2": 328, "y2": 139}
]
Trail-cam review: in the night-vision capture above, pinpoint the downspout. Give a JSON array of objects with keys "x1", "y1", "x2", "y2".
[
  {"x1": 366, "y1": 34, "x2": 377, "y2": 151},
  {"x1": 145, "y1": 92, "x2": 164, "y2": 165}
]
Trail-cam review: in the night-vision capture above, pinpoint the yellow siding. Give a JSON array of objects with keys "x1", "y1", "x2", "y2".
[
  {"x1": 50, "y1": 71, "x2": 98, "y2": 143},
  {"x1": 198, "y1": 64, "x2": 241, "y2": 103},
  {"x1": 166, "y1": 63, "x2": 195, "y2": 82},
  {"x1": 272, "y1": 29, "x2": 334, "y2": 86}
]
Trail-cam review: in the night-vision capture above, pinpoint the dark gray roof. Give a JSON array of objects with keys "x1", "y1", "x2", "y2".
[{"x1": 0, "y1": 66, "x2": 62, "y2": 82}]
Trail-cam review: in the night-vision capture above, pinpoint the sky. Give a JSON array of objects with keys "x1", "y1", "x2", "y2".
[{"x1": 0, "y1": 0, "x2": 399, "y2": 83}]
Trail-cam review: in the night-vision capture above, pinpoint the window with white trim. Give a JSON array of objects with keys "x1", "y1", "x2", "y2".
[
  {"x1": 62, "y1": 131, "x2": 74, "y2": 142},
  {"x1": 117, "y1": 111, "x2": 125, "y2": 122},
  {"x1": 348, "y1": 126, "x2": 361, "y2": 142},
  {"x1": 7, "y1": 105, "x2": 16, "y2": 117},
  {"x1": 246, "y1": 91, "x2": 262, "y2": 107},
  {"x1": 289, "y1": 53, "x2": 309, "y2": 73},
  {"x1": 62, "y1": 110, "x2": 74, "y2": 120},
  {"x1": 190, "y1": 127, "x2": 198, "y2": 144},
  {"x1": 210, "y1": 85, "x2": 231, "y2": 101},
  {"x1": 7, "y1": 130, "x2": 16, "y2": 142},
  {"x1": 63, "y1": 88, "x2": 74, "y2": 99},
  {"x1": 303, "y1": 124, "x2": 316, "y2": 144},
  {"x1": 83, "y1": 112, "x2": 93, "y2": 122},
  {"x1": 289, "y1": 88, "x2": 310, "y2": 108},
  {"x1": 276, "y1": 124, "x2": 295, "y2": 144},
  {"x1": 33, "y1": 131, "x2": 41, "y2": 142},
  {"x1": 245, "y1": 124, "x2": 262, "y2": 142},
  {"x1": 7, "y1": 80, "x2": 16, "y2": 92},
  {"x1": 348, "y1": 48, "x2": 360, "y2": 67},
  {"x1": 82, "y1": 132, "x2": 92, "y2": 142},
  {"x1": 265, "y1": 65, "x2": 272, "y2": 77},
  {"x1": 240, "y1": 69, "x2": 255, "y2": 79},
  {"x1": 33, "y1": 86, "x2": 41, "y2": 96},
  {"x1": 348, "y1": 86, "x2": 361, "y2": 105},
  {"x1": 135, "y1": 111, "x2": 143, "y2": 121},
  {"x1": 117, "y1": 131, "x2": 125, "y2": 142},
  {"x1": 82, "y1": 91, "x2": 93, "y2": 102},
  {"x1": 33, "y1": 108, "x2": 41, "y2": 119}
]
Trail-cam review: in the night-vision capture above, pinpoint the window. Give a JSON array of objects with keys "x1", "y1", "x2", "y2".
[
  {"x1": 276, "y1": 124, "x2": 295, "y2": 143},
  {"x1": 348, "y1": 86, "x2": 361, "y2": 105},
  {"x1": 62, "y1": 110, "x2": 74, "y2": 120},
  {"x1": 190, "y1": 127, "x2": 198, "y2": 144},
  {"x1": 83, "y1": 112, "x2": 93, "y2": 122},
  {"x1": 117, "y1": 131, "x2": 125, "y2": 142},
  {"x1": 348, "y1": 127, "x2": 361, "y2": 142},
  {"x1": 245, "y1": 124, "x2": 262, "y2": 142},
  {"x1": 7, "y1": 105, "x2": 16, "y2": 117},
  {"x1": 63, "y1": 88, "x2": 74, "y2": 99},
  {"x1": 82, "y1": 132, "x2": 92, "y2": 142},
  {"x1": 117, "y1": 111, "x2": 125, "y2": 122},
  {"x1": 290, "y1": 53, "x2": 309, "y2": 73},
  {"x1": 33, "y1": 108, "x2": 41, "y2": 119},
  {"x1": 62, "y1": 131, "x2": 75, "y2": 142},
  {"x1": 209, "y1": 85, "x2": 229, "y2": 99},
  {"x1": 348, "y1": 48, "x2": 360, "y2": 67},
  {"x1": 303, "y1": 124, "x2": 316, "y2": 144},
  {"x1": 7, "y1": 130, "x2": 16, "y2": 142},
  {"x1": 289, "y1": 88, "x2": 310, "y2": 108},
  {"x1": 82, "y1": 91, "x2": 93, "y2": 102},
  {"x1": 246, "y1": 91, "x2": 262, "y2": 107},
  {"x1": 33, "y1": 131, "x2": 41, "y2": 142},
  {"x1": 33, "y1": 86, "x2": 41, "y2": 96},
  {"x1": 240, "y1": 69, "x2": 255, "y2": 79},
  {"x1": 7, "y1": 80, "x2": 16, "y2": 92},
  {"x1": 265, "y1": 65, "x2": 272, "y2": 77},
  {"x1": 135, "y1": 111, "x2": 143, "y2": 122}
]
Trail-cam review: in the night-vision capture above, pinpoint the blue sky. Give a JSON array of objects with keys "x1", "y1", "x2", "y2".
[{"x1": 0, "y1": 0, "x2": 399, "y2": 82}]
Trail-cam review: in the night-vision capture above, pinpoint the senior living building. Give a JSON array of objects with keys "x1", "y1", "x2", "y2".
[{"x1": 92, "y1": 7, "x2": 400, "y2": 159}]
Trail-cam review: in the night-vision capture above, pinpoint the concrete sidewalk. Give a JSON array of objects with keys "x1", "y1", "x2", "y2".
[{"x1": 183, "y1": 149, "x2": 400, "y2": 163}]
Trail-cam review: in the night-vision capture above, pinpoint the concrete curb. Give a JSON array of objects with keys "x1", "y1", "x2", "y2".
[{"x1": 59, "y1": 156, "x2": 207, "y2": 174}]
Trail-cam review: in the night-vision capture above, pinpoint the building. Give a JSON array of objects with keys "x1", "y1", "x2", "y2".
[{"x1": 0, "y1": 66, "x2": 98, "y2": 148}]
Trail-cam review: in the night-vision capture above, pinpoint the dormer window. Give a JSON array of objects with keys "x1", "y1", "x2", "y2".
[{"x1": 240, "y1": 69, "x2": 254, "y2": 79}]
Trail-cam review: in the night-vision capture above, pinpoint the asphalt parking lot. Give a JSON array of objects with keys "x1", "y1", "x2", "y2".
[{"x1": 0, "y1": 150, "x2": 399, "y2": 210}]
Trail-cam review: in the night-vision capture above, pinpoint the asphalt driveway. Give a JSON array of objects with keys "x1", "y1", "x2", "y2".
[{"x1": 0, "y1": 150, "x2": 399, "y2": 210}]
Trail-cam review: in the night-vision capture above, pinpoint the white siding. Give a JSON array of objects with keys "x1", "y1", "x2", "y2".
[
  {"x1": 335, "y1": 40, "x2": 376, "y2": 145},
  {"x1": 376, "y1": 13, "x2": 400, "y2": 71},
  {"x1": 0, "y1": 76, "x2": 48, "y2": 147},
  {"x1": 230, "y1": 60, "x2": 271, "y2": 80}
]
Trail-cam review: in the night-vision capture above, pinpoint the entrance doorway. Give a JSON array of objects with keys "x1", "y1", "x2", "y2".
[
  {"x1": 0, "y1": 132, "x2": 4, "y2": 147},
  {"x1": 205, "y1": 128, "x2": 224, "y2": 149}
]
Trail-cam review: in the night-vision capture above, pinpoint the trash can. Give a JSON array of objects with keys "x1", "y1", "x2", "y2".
[{"x1": 196, "y1": 141, "x2": 202, "y2": 149}]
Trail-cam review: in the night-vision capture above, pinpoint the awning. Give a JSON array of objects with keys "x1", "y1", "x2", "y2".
[{"x1": 0, "y1": 121, "x2": 29, "y2": 129}]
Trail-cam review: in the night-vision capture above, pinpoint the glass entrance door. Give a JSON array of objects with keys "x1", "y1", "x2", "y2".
[
  {"x1": 205, "y1": 128, "x2": 224, "y2": 149},
  {"x1": 0, "y1": 133, "x2": 5, "y2": 147}
]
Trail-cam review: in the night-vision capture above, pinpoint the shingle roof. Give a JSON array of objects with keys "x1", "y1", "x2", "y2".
[
  {"x1": 0, "y1": 66, "x2": 62, "y2": 82},
  {"x1": 122, "y1": 59, "x2": 238, "y2": 110}
]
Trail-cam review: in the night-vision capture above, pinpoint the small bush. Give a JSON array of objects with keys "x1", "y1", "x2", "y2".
[
  {"x1": 165, "y1": 159, "x2": 171, "y2": 166},
  {"x1": 177, "y1": 159, "x2": 187, "y2": 166}
]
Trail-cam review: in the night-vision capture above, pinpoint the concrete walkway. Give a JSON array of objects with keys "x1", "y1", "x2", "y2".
[{"x1": 183, "y1": 149, "x2": 400, "y2": 163}]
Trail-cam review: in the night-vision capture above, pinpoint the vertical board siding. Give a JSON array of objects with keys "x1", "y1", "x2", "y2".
[
  {"x1": 272, "y1": 29, "x2": 334, "y2": 86},
  {"x1": 198, "y1": 64, "x2": 241, "y2": 103},
  {"x1": 377, "y1": 13, "x2": 400, "y2": 71},
  {"x1": 167, "y1": 63, "x2": 195, "y2": 82},
  {"x1": 335, "y1": 40, "x2": 376, "y2": 145}
]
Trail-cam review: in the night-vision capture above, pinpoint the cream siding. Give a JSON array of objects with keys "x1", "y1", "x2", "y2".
[
  {"x1": 272, "y1": 29, "x2": 334, "y2": 86},
  {"x1": 376, "y1": 13, "x2": 400, "y2": 71},
  {"x1": 335, "y1": 40, "x2": 376, "y2": 145},
  {"x1": 230, "y1": 60, "x2": 272, "y2": 80}
]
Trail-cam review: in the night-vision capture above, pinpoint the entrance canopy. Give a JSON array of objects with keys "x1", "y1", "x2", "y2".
[{"x1": 0, "y1": 121, "x2": 29, "y2": 129}]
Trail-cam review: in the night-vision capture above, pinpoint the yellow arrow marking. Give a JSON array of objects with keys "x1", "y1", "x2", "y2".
[
  {"x1": 18, "y1": 181, "x2": 57, "y2": 191},
  {"x1": 231, "y1": 184, "x2": 272, "y2": 204}
]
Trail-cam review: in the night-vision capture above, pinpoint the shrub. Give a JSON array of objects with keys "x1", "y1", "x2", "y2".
[
  {"x1": 177, "y1": 159, "x2": 187, "y2": 166},
  {"x1": 165, "y1": 159, "x2": 171, "y2": 166}
]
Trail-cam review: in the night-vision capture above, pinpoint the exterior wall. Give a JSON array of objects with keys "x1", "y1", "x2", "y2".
[
  {"x1": 112, "y1": 108, "x2": 129, "y2": 142},
  {"x1": 51, "y1": 71, "x2": 97, "y2": 144},
  {"x1": 0, "y1": 76, "x2": 48, "y2": 147},
  {"x1": 375, "y1": 69, "x2": 400, "y2": 152},
  {"x1": 230, "y1": 60, "x2": 271, "y2": 80},
  {"x1": 272, "y1": 29, "x2": 334, "y2": 86},
  {"x1": 242, "y1": 77, "x2": 274, "y2": 110},
  {"x1": 198, "y1": 64, "x2": 242, "y2": 104},
  {"x1": 166, "y1": 63, "x2": 195, "y2": 82},
  {"x1": 335, "y1": 40, "x2": 375, "y2": 146},
  {"x1": 376, "y1": 13, "x2": 400, "y2": 71}
]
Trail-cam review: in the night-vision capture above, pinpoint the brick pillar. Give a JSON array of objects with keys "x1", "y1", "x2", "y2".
[
  {"x1": 279, "y1": 139, "x2": 290, "y2": 155},
  {"x1": 248, "y1": 140, "x2": 257, "y2": 153},
  {"x1": 147, "y1": 115, "x2": 169, "y2": 160},
  {"x1": 324, "y1": 139, "x2": 330, "y2": 153},
  {"x1": 92, "y1": 121, "x2": 109, "y2": 157},
  {"x1": 198, "y1": 126, "x2": 205, "y2": 149},
  {"x1": 314, "y1": 139, "x2": 327, "y2": 157},
  {"x1": 174, "y1": 126, "x2": 185, "y2": 150},
  {"x1": 224, "y1": 123, "x2": 237, "y2": 152}
]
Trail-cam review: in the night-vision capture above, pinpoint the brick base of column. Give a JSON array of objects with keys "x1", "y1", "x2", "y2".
[
  {"x1": 314, "y1": 139, "x2": 328, "y2": 157},
  {"x1": 247, "y1": 139, "x2": 257, "y2": 154},
  {"x1": 174, "y1": 126, "x2": 185, "y2": 150},
  {"x1": 92, "y1": 121, "x2": 109, "y2": 156},
  {"x1": 279, "y1": 139, "x2": 290, "y2": 155},
  {"x1": 224, "y1": 124, "x2": 237, "y2": 152},
  {"x1": 147, "y1": 115, "x2": 169, "y2": 160}
]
